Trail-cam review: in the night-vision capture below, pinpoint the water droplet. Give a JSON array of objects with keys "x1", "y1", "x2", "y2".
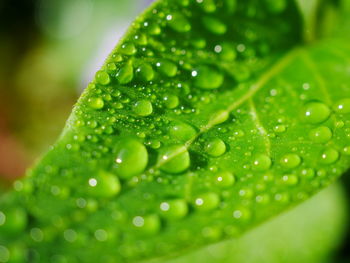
[
  {"x1": 193, "y1": 66, "x2": 224, "y2": 90},
  {"x1": 193, "y1": 192, "x2": 220, "y2": 211},
  {"x1": 133, "y1": 100, "x2": 153, "y2": 117},
  {"x1": 274, "y1": 124, "x2": 286, "y2": 133},
  {"x1": 30, "y1": 227, "x2": 44, "y2": 242},
  {"x1": 309, "y1": 126, "x2": 332, "y2": 143},
  {"x1": 302, "y1": 101, "x2": 330, "y2": 124},
  {"x1": 88, "y1": 97, "x2": 104, "y2": 110},
  {"x1": 170, "y1": 122, "x2": 196, "y2": 141},
  {"x1": 95, "y1": 70, "x2": 110, "y2": 85},
  {"x1": 160, "y1": 199, "x2": 188, "y2": 219},
  {"x1": 87, "y1": 171, "x2": 121, "y2": 198},
  {"x1": 163, "y1": 94, "x2": 179, "y2": 109},
  {"x1": 206, "y1": 138, "x2": 226, "y2": 157},
  {"x1": 115, "y1": 139, "x2": 148, "y2": 179},
  {"x1": 202, "y1": 16, "x2": 227, "y2": 35},
  {"x1": 252, "y1": 154, "x2": 272, "y2": 171},
  {"x1": 120, "y1": 42, "x2": 137, "y2": 55},
  {"x1": 132, "y1": 214, "x2": 160, "y2": 235},
  {"x1": 116, "y1": 62, "x2": 134, "y2": 84},
  {"x1": 156, "y1": 60, "x2": 178, "y2": 77},
  {"x1": 166, "y1": 12, "x2": 191, "y2": 33},
  {"x1": 136, "y1": 63, "x2": 154, "y2": 82},
  {"x1": 232, "y1": 207, "x2": 251, "y2": 221},
  {"x1": 64, "y1": 229, "x2": 77, "y2": 243},
  {"x1": 255, "y1": 194, "x2": 270, "y2": 204},
  {"x1": 333, "y1": 98, "x2": 350, "y2": 114},
  {"x1": 158, "y1": 145, "x2": 190, "y2": 174},
  {"x1": 280, "y1": 153, "x2": 301, "y2": 169},
  {"x1": 300, "y1": 168, "x2": 315, "y2": 179},
  {"x1": 320, "y1": 148, "x2": 339, "y2": 164},
  {"x1": 215, "y1": 171, "x2": 235, "y2": 188}
]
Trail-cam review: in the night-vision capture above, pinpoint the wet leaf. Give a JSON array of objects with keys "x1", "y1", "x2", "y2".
[{"x1": 1, "y1": 0, "x2": 350, "y2": 262}]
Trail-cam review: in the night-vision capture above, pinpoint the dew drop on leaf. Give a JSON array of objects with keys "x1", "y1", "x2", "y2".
[
  {"x1": 163, "y1": 94, "x2": 179, "y2": 109},
  {"x1": 192, "y1": 66, "x2": 224, "y2": 90},
  {"x1": 193, "y1": 192, "x2": 220, "y2": 212},
  {"x1": 158, "y1": 145, "x2": 190, "y2": 174},
  {"x1": 133, "y1": 100, "x2": 153, "y2": 117},
  {"x1": 88, "y1": 97, "x2": 104, "y2": 110},
  {"x1": 166, "y1": 12, "x2": 191, "y2": 33},
  {"x1": 170, "y1": 122, "x2": 197, "y2": 141},
  {"x1": 205, "y1": 138, "x2": 226, "y2": 157},
  {"x1": 95, "y1": 70, "x2": 111, "y2": 85},
  {"x1": 159, "y1": 199, "x2": 188, "y2": 220},
  {"x1": 302, "y1": 101, "x2": 330, "y2": 124},
  {"x1": 280, "y1": 153, "x2": 301, "y2": 169},
  {"x1": 114, "y1": 139, "x2": 148, "y2": 179},
  {"x1": 333, "y1": 98, "x2": 350, "y2": 113},
  {"x1": 214, "y1": 171, "x2": 235, "y2": 188},
  {"x1": 309, "y1": 126, "x2": 332, "y2": 143},
  {"x1": 320, "y1": 148, "x2": 339, "y2": 164},
  {"x1": 252, "y1": 154, "x2": 272, "y2": 171}
]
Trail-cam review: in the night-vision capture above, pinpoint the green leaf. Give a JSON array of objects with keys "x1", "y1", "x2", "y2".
[
  {"x1": 1, "y1": 0, "x2": 350, "y2": 262},
  {"x1": 151, "y1": 183, "x2": 348, "y2": 263}
]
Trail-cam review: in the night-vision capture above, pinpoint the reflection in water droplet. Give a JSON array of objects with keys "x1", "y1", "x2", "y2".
[
  {"x1": 280, "y1": 153, "x2": 301, "y2": 169},
  {"x1": 158, "y1": 145, "x2": 190, "y2": 174},
  {"x1": 193, "y1": 192, "x2": 220, "y2": 211},
  {"x1": 252, "y1": 154, "x2": 271, "y2": 171},
  {"x1": 170, "y1": 122, "x2": 196, "y2": 141},
  {"x1": 206, "y1": 138, "x2": 226, "y2": 157},
  {"x1": 333, "y1": 98, "x2": 350, "y2": 114},
  {"x1": 302, "y1": 102, "x2": 330, "y2": 124},
  {"x1": 320, "y1": 148, "x2": 339, "y2": 164},
  {"x1": 215, "y1": 171, "x2": 235, "y2": 188},
  {"x1": 133, "y1": 100, "x2": 153, "y2": 117},
  {"x1": 193, "y1": 66, "x2": 224, "y2": 90},
  {"x1": 88, "y1": 97, "x2": 104, "y2": 110},
  {"x1": 160, "y1": 199, "x2": 188, "y2": 219},
  {"x1": 309, "y1": 126, "x2": 332, "y2": 143},
  {"x1": 115, "y1": 139, "x2": 148, "y2": 179}
]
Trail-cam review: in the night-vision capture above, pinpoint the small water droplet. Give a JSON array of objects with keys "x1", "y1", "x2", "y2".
[
  {"x1": 170, "y1": 122, "x2": 196, "y2": 141},
  {"x1": 116, "y1": 62, "x2": 134, "y2": 84},
  {"x1": 132, "y1": 214, "x2": 160, "y2": 235},
  {"x1": 95, "y1": 70, "x2": 110, "y2": 85},
  {"x1": 136, "y1": 63, "x2": 154, "y2": 82},
  {"x1": 167, "y1": 12, "x2": 191, "y2": 33},
  {"x1": 156, "y1": 59, "x2": 178, "y2": 77},
  {"x1": 163, "y1": 94, "x2": 179, "y2": 109},
  {"x1": 202, "y1": 16, "x2": 227, "y2": 35},
  {"x1": 120, "y1": 42, "x2": 137, "y2": 55}
]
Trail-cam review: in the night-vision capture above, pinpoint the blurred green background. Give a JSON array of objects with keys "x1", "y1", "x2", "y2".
[{"x1": 0, "y1": 0, "x2": 350, "y2": 262}]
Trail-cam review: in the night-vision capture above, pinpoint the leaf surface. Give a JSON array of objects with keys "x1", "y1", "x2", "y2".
[{"x1": 1, "y1": 0, "x2": 350, "y2": 262}]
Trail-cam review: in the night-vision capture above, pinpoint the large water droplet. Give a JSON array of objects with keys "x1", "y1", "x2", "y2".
[
  {"x1": 95, "y1": 70, "x2": 110, "y2": 85},
  {"x1": 193, "y1": 66, "x2": 224, "y2": 90},
  {"x1": 163, "y1": 94, "x2": 179, "y2": 109},
  {"x1": 120, "y1": 42, "x2": 137, "y2": 55},
  {"x1": 206, "y1": 138, "x2": 226, "y2": 157},
  {"x1": 88, "y1": 97, "x2": 104, "y2": 110},
  {"x1": 116, "y1": 62, "x2": 134, "y2": 84},
  {"x1": 301, "y1": 102, "x2": 330, "y2": 124},
  {"x1": 115, "y1": 139, "x2": 148, "y2": 179},
  {"x1": 136, "y1": 63, "x2": 154, "y2": 82},
  {"x1": 309, "y1": 126, "x2": 332, "y2": 143},
  {"x1": 170, "y1": 122, "x2": 196, "y2": 141},
  {"x1": 133, "y1": 100, "x2": 153, "y2": 117},
  {"x1": 158, "y1": 145, "x2": 190, "y2": 174}
]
